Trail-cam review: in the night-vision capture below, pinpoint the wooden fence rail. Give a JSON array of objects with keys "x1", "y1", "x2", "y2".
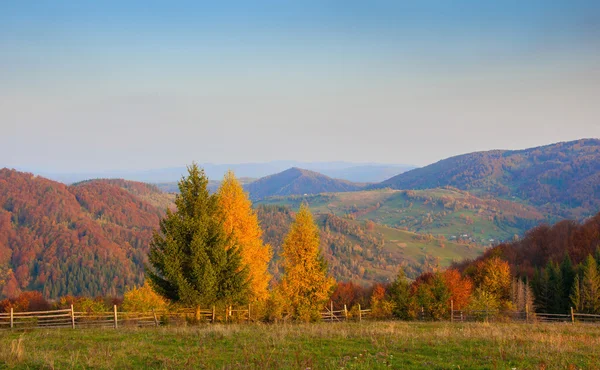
[{"x1": 2, "y1": 303, "x2": 600, "y2": 330}]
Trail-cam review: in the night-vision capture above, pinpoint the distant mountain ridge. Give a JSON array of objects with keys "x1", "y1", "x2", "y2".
[
  {"x1": 29, "y1": 161, "x2": 415, "y2": 184},
  {"x1": 375, "y1": 139, "x2": 600, "y2": 218},
  {"x1": 244, "y1": 167, "x2": 364, "y2": 200}
]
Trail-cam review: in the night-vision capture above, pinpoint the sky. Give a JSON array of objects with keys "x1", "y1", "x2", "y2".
[{"x1": 2, "y1": 1, "x2": 600, "y2": 172}]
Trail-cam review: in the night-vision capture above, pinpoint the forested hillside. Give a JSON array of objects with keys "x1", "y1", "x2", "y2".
[
  {"x1": 376, "y1": 139, "x2": 600, "y2": 218},
  {"x1": 245, "y1": 167, "x2": 363, "y2": 200},
  {"x1": 0, "y1": 169, "x2": 164, "y2": 298},
  {"x1": 458, "y1": 211, "x2": 600, "y2": 277},
  {"x1": 256, "y1": 205, "x2": 484, "y2": 284},
  {"x1": 258, "y1": 187, "x2": 546, "y2": 243}
]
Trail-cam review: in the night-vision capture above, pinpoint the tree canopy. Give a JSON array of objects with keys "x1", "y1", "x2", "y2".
[{"x1": 146, "y1": 164, "x2": 249, "y2": 307}]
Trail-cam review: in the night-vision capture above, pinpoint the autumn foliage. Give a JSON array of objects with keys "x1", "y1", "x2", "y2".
[
  {"x1": 278, "y1": 204, "x2": 335, "y2": 321},
  {"x1": 217, "y1": 171, "x2": 272, "y2": 301},
  {"x1": 122, "y1": 282, "x2": 168, "y2": 312}
]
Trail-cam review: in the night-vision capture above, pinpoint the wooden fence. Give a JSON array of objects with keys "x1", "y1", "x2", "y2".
[
  {"x1": 0, "y1": 305, "x2": 251, "y2": 330},
  {"x1": 2, "y1": 302, "x2": 600, "y2": 330},
  {"x1": 450, "y1": 303, "x2": 600, "y2": 324},
  {"x1": 320, "y1": 302, "x2": 371, "y2": 322}
]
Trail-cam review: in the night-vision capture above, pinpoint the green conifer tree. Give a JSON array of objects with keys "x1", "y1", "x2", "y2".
[
  {"x1": 146, "y1": 164, "x2": 249, "y2": 308},
  {"x1": 388, "y1": 268, "x2": 412, "y2": 319},
  {"x1": 560, "y1": 254, "x2": 575, "y2": 312}
]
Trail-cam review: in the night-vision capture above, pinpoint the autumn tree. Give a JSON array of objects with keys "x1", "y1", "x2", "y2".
[
  {"x1": 510, "y1": 277, "x2": 534, "y2": 312},
  {"x1": 122, "y1": 281, "x2": 168, "y2": 312},
  {"x1": 370, "y1": 283, "x2": 394, "y2": 319},
  {"x1": 278, "y1": 204, "x2": 335, "y2": 321},
  {"x1": 217, "y1": 171, "x2": 272, "y2": 302},
  {"x1": 580, "y1": 255, "x2": 600, "y2": 314},
  {"x1": 146, "y1": 164, "x2": 249, "y2": 310},
  {"x1": 443, "y1": 269, "x2": 473, "y2": 310},
  {"x1": 411, "y1": 272, "x2": 451, "y2": 320},
  {"x1": 471, "y1": 257, "x2": 511, "y2": 304}
]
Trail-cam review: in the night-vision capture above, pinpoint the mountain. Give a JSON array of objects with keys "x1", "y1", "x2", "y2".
[
  {"x1": 257, "y1": 187, "x2": 547, "y2": 244},
  {"x1": 29, "y1": 161, "x2": 414, "y2": 184},
  {"x1": 0, "y1": 169, "x2": 165, "y2": 298},
  {"x1": 375, "y1": 139, "x2": 600, "y2": 218},
  {"x1": 245, "y1": 167, "x2": 364, "y2": 200}
]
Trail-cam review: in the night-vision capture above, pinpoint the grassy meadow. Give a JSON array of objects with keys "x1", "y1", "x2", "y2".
[{"x1": 1, "y1": 321, "x2": 599, "y2": 369}]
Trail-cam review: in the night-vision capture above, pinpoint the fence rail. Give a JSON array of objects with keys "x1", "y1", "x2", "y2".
[{"x1": 2, "y1": 302, "x2": 600, "y2": 330}]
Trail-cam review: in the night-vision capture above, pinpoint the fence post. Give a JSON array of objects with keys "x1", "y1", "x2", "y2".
[
  {"x1": 152, "y1": 309, "x2": 159, "y2": 327},
  {"x1": 330, "y1": 301, "x2": 334, "y2": 322},
  {"x1": 571, "y1": 307, "x2": 575, "y2": 324},
  {"x1": 195, "y1": 306, "x2": 201, "y2": 322},
  {"x1": 525, "y1": 304, "x2": 529, "y2": 323},
  {"x1": 358, "y1": 304, "x2": 362, "y2": 322},
  {"x1": 212, "y1": 306, "x2": 216, "y2": 323},
  {"x1": 421, "y1": 306, "x2": 424, "y2": 321},
  {"x1": 344, "y1": 304, "x2": 348, "y2": 320},
  {"x1": 113, "y1": 305, "x2": 118, "y2": 329},
  {"x1": 225, "y1": 307, "x2": 228, "y2": 323},
  {"x1": 10, "y1": 307, "x2": 13, "y2": 329},
  {"x1": 71, "y1": 304, "x2": 76, "y2": 329},
  {"x1": 248, "y1": 304, "x2": 251, "y2": 322},
  {"x1": 450, "y1": 300, "x2": 454, "y2": 323}
]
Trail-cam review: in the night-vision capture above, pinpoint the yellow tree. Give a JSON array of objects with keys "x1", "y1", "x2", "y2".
[
  {"x1": 279, "y1": 204, "x2": 335, "y2": 321},
  {"x1": 472, "y1": 257, "x2": 512, "y2": 303},
  {"x1": 122, "y1": 281, "x2": 168, "y2": 312},
  {"x1": 217, "y1": 171, "x2": 272, "y2": 301}
]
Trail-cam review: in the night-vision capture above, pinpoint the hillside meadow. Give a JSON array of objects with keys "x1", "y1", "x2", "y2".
[{"x1": 1, "y1": 321, "x2": 599, "y2": 369}]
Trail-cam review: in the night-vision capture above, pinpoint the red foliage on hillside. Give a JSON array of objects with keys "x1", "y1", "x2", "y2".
[
  {"x1": 454, "y1": 211, "x2": 600, "y2": 278},
  {"x1": 0, "y1": 169, "x2": 165, "y2": 298}
]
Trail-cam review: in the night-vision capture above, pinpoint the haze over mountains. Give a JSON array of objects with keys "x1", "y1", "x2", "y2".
[{"x1": 30, "y1": 161, "x2": 415, "y2": 184}]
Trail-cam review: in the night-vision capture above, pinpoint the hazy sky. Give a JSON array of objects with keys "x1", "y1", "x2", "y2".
[{"x1": 2, "y1": 1, "x2": 600, "y2": 172}]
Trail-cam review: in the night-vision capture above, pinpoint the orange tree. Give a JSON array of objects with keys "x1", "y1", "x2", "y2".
[{"x1": 217, "y1": 171, "x2": 272, "y2": 302}]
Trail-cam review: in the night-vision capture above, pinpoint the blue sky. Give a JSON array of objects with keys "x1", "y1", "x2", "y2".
[{"x1": 2, "y1": 1, "x2": 600, "y2": 171}]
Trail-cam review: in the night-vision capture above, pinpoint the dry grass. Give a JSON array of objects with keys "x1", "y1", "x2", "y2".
[{"x1": 0, "y1": 321, "x2": 599, "y2": 369}]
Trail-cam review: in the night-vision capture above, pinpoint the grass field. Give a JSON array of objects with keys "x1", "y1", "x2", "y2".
[{"x1": 1, "y1": 321, "x2": 599, "y2": 369}]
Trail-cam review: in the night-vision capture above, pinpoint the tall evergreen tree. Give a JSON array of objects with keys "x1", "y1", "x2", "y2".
[
  {"x1": 217, "y1": 171, "x2": 272, "y2": 302},
  {"x1": 547, "y1": 262, "x2": 564, "y2": 313},
  {"x1": 560, "y1": 254, "x2": 575, "y2": 312},
  {"x1": 531, "y1": 267, "x2": 550, "y2": 312},
  {"x1": 279, "y1": 204, "x2": 335, "y2": 321},
  {"x1": 146, "y1": 164, "x2": 249, "y2": 308}
]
